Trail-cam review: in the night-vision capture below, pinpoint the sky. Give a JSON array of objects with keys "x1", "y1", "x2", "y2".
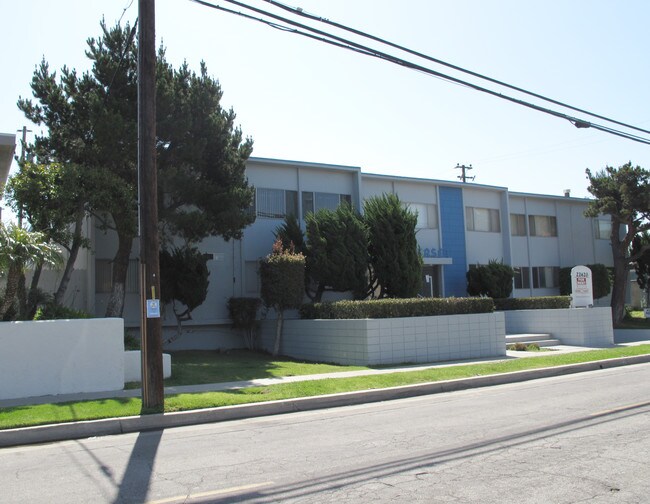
[{"x1": 1, "y1": 0, "x2": 649, "y2": 221}]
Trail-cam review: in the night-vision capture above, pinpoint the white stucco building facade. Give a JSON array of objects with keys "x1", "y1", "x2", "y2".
[{"x1": 7, "y1": 155, "x2": 612, "y2": 347}]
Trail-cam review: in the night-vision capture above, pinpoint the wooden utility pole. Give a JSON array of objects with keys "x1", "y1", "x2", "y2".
[{"x1": 138, "y1": 0, "x2": 164, "y2": 410}]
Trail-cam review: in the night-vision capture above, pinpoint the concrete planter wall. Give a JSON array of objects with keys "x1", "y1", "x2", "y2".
[
  {"x1": 503, "y1": 307, "x2": 613, "y2": 347},
  {"x1": 124, "y1": 351, "x2": 173, "y2": 382},
  {"x1": 0, "y1": 318, "x2": 124, "y2": 401},
  {"x1": 260, "y1": 312, "x2": 506, "y2": 365}
]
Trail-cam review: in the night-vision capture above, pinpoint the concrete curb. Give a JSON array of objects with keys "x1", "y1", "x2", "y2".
[{"x1": 2, "y1": 354, "x2": 650, "y2": 448}]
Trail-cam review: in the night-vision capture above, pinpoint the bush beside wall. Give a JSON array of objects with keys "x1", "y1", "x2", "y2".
[
  {"x1": 494, "y1": 296, "x2": 571, "y2": 311},
  {"x1": 300, "y1": 297, "x2": 494, "y2": 319}
]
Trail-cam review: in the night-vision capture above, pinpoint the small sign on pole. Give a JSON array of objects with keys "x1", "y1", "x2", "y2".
[
  {"x1": 146, "y1": 285, "x2": 160, "y2": 318},
  {"x1": 571, "y1": 265, "x2": 593, "y2": 308}
]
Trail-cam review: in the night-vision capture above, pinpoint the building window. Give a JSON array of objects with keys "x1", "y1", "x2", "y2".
[
  {"x1": 256, "y1": 188, "x2": 298, "y2": 219},
  {"x1": 514, "y1": 267, "x2": 530, "y2": 289},
  {"x1": 532, "y1": 266, "x2": 559, "y2": 288},
  {"x1": 466, "y1": 207, "x2": 500, "y2": 232},
  {"x1": 510, "y1": 214, "x2": 527, "y2": 236},
  {"x1": 302, "y1": 192, "x2": 352, "y2": 218},
  {"x1": 95, "y1": 259, "x2": 139, "y2": 293},
  {"x1": 595, "y1": 219, "x2": 612, "y2": 240},
  {"x1": 529, "y1": 215, "x2": 557, "y2": 237},
  {"x1": 405, "y1": 203, "x2": 438, "y2": 229},
  {"x1": 244, "y1": 260, "x2": 260, "y2": 295}
]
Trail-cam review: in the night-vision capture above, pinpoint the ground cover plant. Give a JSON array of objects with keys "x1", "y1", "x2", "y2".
[{"x1": 2, "y1": 345, "x2": 650, "y2": 430}]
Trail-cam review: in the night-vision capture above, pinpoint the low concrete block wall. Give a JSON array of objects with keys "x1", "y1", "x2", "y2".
[
  {"x1": 613, "y1": 329, "x2": 650, "y2": 344},
  {"x1": 0, "y1": 318, "x2": 124, "y2": 401},
  {"x1": 503, "y1": 307, "x2": 613, "y2": 347},
  {"x1": 124, "y1": 351, "x2": 172, "y2": 382},
  {"x1": 260, "y1": 312, "x2": 506, "y2": 365}
]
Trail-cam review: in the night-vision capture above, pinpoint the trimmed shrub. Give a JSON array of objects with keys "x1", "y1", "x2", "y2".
[
  {"x1": 494, "y1": 296, "x2": 571, "y2": 311},
  {"x1": 300, "y1": 297, "x2": 494, "y2": 319},
  {"x1": 260, "y1": 239, "x2": 306, "y2": 355},
  {"x1": 467, "y1": 260, "x2": 515, "y2": 299},
  {"x1": 559, "y1": 263, "x2": 611, "y2": 300},
  {"x1": 33, "y1": 302, "x2": 91, "y2": 320},
  {"x1": 228, "y1": 297, "x2": 261, "y2": 350}
]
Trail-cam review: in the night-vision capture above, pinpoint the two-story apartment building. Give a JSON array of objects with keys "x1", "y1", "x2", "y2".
[{"x1": 86, "y1": 157, "x2": 612, "y2": 344}]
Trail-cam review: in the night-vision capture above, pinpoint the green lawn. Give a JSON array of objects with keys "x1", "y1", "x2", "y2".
[{"x1": 3, "y1": 344, "x2": 650, "y2": 431}]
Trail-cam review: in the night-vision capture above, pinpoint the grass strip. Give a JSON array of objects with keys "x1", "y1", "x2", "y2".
[{"x1": 2, "y1": 344, "x2": 650, "y2": 430}]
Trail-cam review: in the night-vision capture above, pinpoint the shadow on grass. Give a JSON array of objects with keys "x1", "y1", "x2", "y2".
[{"x1": 162, "y1": 349, "x2": 366, "y2": 387}]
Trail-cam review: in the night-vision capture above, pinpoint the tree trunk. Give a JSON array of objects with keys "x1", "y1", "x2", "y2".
[
  {"x1": 25, "y1": 261, "x2": 44, "y2": 319},
  {"x1": 16, "y1": 272, "x2": 27, "y2": 320},
  {"x1": 273, "y1": 309, "x2": 284, "y2": 356},
  {"x1": 54, "y1": 207, "x2": 85, "y2": 306},
  {"x1": 105, "y1": 230, "x2": 134, "y2": 317},
  {"x1": 610, "y1": 254, "x2": 628, "y2": 326},
  {"x1": 0, "y1": 264, "x2": 22, "y2": 320}
]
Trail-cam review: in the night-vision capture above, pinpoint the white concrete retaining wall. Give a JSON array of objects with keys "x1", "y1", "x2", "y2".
[
  {"x1": 613, "y1": 329, "x2": 650, "y2": 344},
  {"x1": 0, "y1": 318, "x2": 124, "y2": 401},
  {"x1": 260, "y1": 312, "x2": 506, "y2": 365},
  {"x1": 124, "y1": 351, "x2": 173, "y2": 382},
  {"x1": 503, "y1": 307, "x2": 613, "y2": 347}
]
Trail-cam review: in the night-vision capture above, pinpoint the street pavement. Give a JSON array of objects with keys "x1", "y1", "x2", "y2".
[{"x1": 1, "y1": 362, "x2": 649, "y2": 503}]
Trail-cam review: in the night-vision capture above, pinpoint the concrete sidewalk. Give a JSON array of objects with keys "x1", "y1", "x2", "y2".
[
  {"x1": 0, "y1": 342, "x2": 634, "y2": 409},
  {"x1": 1, "y1": 341, "x2": 649, "y2": 448}
]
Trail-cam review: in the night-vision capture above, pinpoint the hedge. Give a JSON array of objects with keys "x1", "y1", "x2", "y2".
[
  {"x1": 493, "y1": 296, "x2": 571, "y2": 311},
  {"x1": 300, "y1": 297, "x2": 495, "y2": 319},
  {"x1": 559, "y1": 263, "x2": 611, "y2": 300}
]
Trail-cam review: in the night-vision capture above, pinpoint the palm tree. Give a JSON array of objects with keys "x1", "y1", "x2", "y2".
[{"x1": 0, "y1": 224, "x2": 62, "y2": 320}]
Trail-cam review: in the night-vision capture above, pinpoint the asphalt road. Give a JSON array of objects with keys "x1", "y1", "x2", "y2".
[{"x1": 2, "y1": 363, "x2": 649, "y2": 503}]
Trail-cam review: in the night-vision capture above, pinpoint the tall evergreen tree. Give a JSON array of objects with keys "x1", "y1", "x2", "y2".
[
  {"x1": 585, "y1": 162, "x2": 650, "y2": 325},
  {"x1": 364, "y1": 193, "x2": 422, "y2": 298},
  {"x1": 18, "y1": 20, "x2": 254, "y2": 316},
  {"x1": 305, "y1": 205, "x2": 369, "y2": 302}
]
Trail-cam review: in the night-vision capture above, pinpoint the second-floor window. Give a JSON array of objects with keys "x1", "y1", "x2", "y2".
[
  {"x1": 595, "y1": 219, "x2": 612, "y2": 240},
  {"x1": 529, "y1": 215, "x2": 557, "y2": 237},
  {"x1": 255, "y1": 188, "x2": 298, "y2": 219},
  {"x1": 302, "y1": 192, "x2": 352, "y2": 218},
  {"x1": 405, "y1": 203, "x2": 438, "y2": 229},
  {"x1": 510, "y1": 214, "x2": 527, "y2": 236},
  {"x1": 466, "y1": 207, "x2": 500, "y2": 232}
]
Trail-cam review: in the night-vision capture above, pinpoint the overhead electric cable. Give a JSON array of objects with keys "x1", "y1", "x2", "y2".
[
  {"x1": 189, "y1": 0, "x2": 650, "y2": 145},
  {"x1": 263, "y1": 0, "x2": 650, "y2": 137}
]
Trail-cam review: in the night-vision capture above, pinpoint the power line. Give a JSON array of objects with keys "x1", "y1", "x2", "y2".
[
  {"x1": 262, "y1": 0, "x2": 650, "y2": 137},
  {"x1": 189, "y1": 0, "x2": 650, "y2": 146}
]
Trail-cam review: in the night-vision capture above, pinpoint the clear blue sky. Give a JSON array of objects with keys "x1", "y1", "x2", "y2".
[{"x1": 1, "y1": 0, "x2": 648, "y2": 216}]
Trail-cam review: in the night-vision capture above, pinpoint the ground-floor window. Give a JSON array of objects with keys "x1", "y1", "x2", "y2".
[
  {"x1": 514, "y1": 266, "x2": 560, "y2": 289},
  {"x1": 244, "y1": 260, "x2": 260, "y2": 295},
  {"x1": 95, "y1": 259, "x2": 139, "y2": 293},
  {"x1": 420, "y1": 265, "x2": 441, "y2": 297}
]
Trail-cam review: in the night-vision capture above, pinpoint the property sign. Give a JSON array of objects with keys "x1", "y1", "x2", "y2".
[
  {"x1": 571, "y1": 265, "x2": 593, "y2": 308},
  {"x1": 146, "y1": 299, "x2": 161, "y2": 318}
]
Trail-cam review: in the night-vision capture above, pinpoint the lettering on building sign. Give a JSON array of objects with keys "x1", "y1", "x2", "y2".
[{"x1": 422, "y1": 248, "x2": 450, "y2": 258}]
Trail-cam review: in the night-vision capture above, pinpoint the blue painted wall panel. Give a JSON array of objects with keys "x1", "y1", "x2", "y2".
[{"x1": 439, "y1": 187, "x2": 467, "y2": 297}]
